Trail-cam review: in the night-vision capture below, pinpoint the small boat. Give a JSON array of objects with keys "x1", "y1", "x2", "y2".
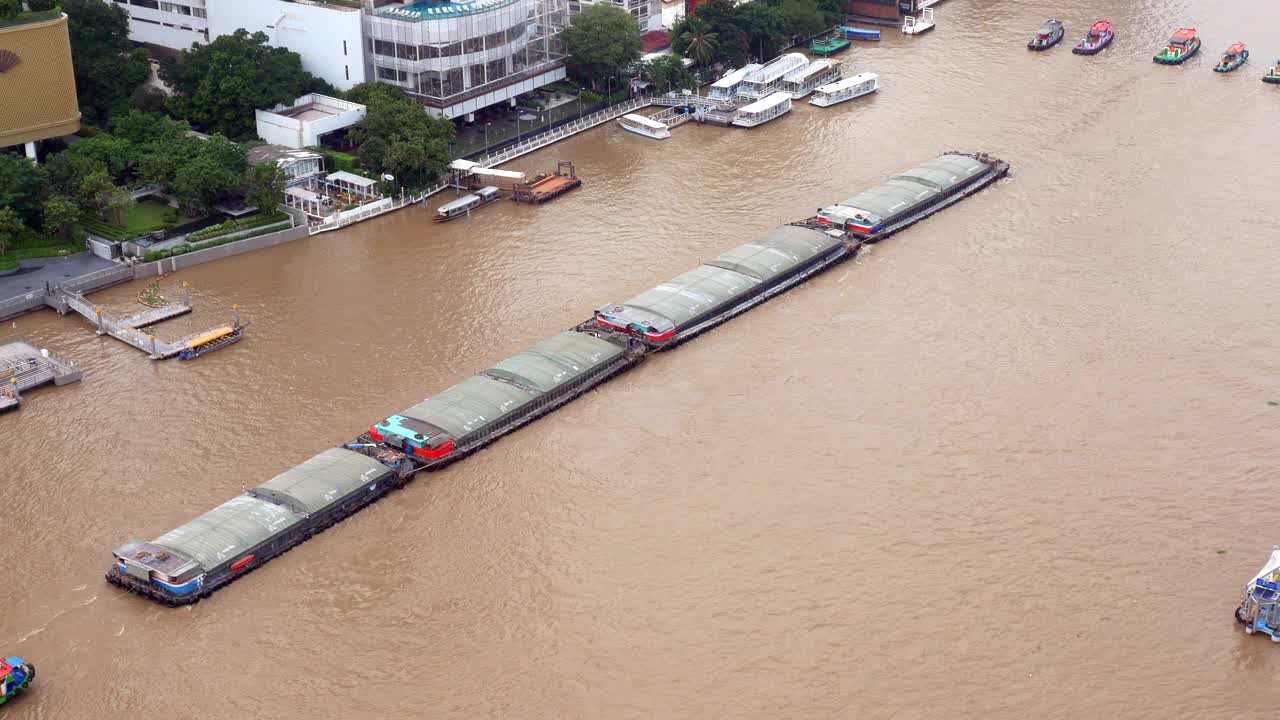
[
  {"x1": 1237, "y1": 546, "x2": 1280, "y2": 641},
  {"x1": 809, "y1": 72, "x2": 879, "y2": 108},
  {"x1": 732, "y1": 92, "x2": 792, "y2": 128},
  {"x1": 1027, "y1": 20, "x2": 1064, "y2": 51},
  {"x1": 1, "y1": 656, "x2": 35, "y2": 706},
  {"x1": 617, "y1": 113, "x2": 671, "y2": 140},
  {"x1": 1072, "y1": 20, "x2": 1114, "y2": 55},
  {"x1": 810, "y1": 35, "x2": 851, "y2": 56},
  {"x1": 902, "y1": 8, "x2": 934, "y2": 35},
  {"x1": 1214, "y1": 42, "x2": 1248, "y2": 72},
  {"x1": 838, "y1": 26, "x2": 880, "y2": 42},
  {"x1": 1265, "y1": 60, "x2": 1280, "y2": 84},
  {"x1": 434, "y1": 186, "x2": 503, "y2": 222},
  {"x1": 1153, "y1": 27, "x2": 1200, "y2": 64},
  {"x1": 177, "y1": 324, "x2": 244, "y2": 360}
]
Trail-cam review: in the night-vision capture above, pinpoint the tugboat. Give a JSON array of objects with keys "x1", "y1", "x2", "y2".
[
  {"x1": 0, "y1": 656, "x2": 35, "y2": 706},
  {"x1": 1027, "y1": 20, "x2": 1064, "y2": 51},
  {"x1": 1213, "y1": 42, "x2": 1248, "y2": 73},
  {"x1": 1153, "y1": 28, "x2": 1200, "y2": 64},
  {"x1": 1072, "y1": 20, "x2": 1114, "y2": 55},
  {"x1": 1237, "y1": 546, "x2": 1280, "y2": 642},
  {"x1": 1265, "y1": 59, "x2": 1280, "y2": 84}
]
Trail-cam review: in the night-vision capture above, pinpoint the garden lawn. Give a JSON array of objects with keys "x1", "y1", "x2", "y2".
[{"x1": 119, "y1": 199, "x2": 183, "y2": 234}]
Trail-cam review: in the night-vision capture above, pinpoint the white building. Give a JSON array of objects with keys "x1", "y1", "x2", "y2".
[
  {"x1": 363, "y1": 0, "x2": 568, "y2": 120},
  {"x1": 246, "y1": 144, "x2": 326, "y2": 180},
  {"x1": 256, "y1": 93, "x2": 367, "y2": 148},
  {"x1": 111, "y1": 0, "x2": 367, "y2": 91}
]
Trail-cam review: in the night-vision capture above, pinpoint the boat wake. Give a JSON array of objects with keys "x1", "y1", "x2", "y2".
[{"x1": 13, "y1": 595, "x2": 98, "y2": 643}]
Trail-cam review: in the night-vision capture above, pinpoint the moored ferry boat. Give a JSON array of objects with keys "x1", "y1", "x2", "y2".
[
  {"x1": 1154, "y1": 28, "x2": 1200, "y2": 64},
  {"x1": 1214, "y1": 42, "x2": 1248, "y2": 73},
  {"x1": 1265, "y1": 59, "x2": 1280, "y2": 84},
  {"x1": 1072, "y1": 20, "x2": 1114, "y2": 55},
  {"x1": 1, "y1": 656, "x2": 34, "y2": 706},
  {"x1": 809, "y1": 72, "x2": 879, "y2": 107},
  {"x1": 732, "y1": 92, "x2": 793, "y2": 128},
  {"x1": 177, "y1": 324, "x2": 243, "y2": 360},
  {"x1": 709, "y1": 63, "x2": 762, "y2": 101},
  {"x1": 781, "y1": 60, "x2": 841, "y2": 99},
  {"x1": 617, "y1": 113, "x2": 672, "y2": 139},
  {"x1": 1027, "y1": 19, "x2": 1064, "y2": 50},
  {"x1": 737, "y1": 53, "x2": 808, "y2": 99},
  {"x1": 435, "y1": 186, "x2": 502, "y2": 222},
  {"x1": 839, "y1": 25, "x2": 880, "y2": 41}
]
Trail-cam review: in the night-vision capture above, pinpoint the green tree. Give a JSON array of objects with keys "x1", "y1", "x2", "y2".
[
  {"x1": 79, "y1": 169, "x2": 133, "y2": 226},
  {"x1": 681, "y1": 26, "x2": 719, "y2": 67},
  {"x1": 0, "y1": 0, "x2": 20, "y2": 20},
  {"x1": 170, "y1": 155, "x2": 240, "y2": 212},
  {"x1": 244, "y1": 162, "x2": 288, "y2": 211},
  {"x1": 42, "y1": 195, "x2": 83, "y2": 242},
  {"x1": 137, "y1": 134, "x2": 198, "y2": 189},
  {"x1": 44, "y1": 151, "x2": 105, "y2": 197},
  {"x1": 345, "y1": 82, "x2": 454, "y2": 190},
  {"x1": 736, "y1": 3, "x2": 789, "y2": 61},
  {"x1": 109, "y1": 110, "x2": 191, "y2": 146},
  {"x1": 62, "y1": 0, "x2": 151, "y2": 126},
  {"x1": 773, "y1": 0, "x2": 827, "y2": 40},
  {"x1": 160, "y1": 29, "x2": 334, "y2": 139},
  {"x1": 562, "y1": 5, "x2": 643, "y2": 89},
  {"x1": 815, "y1": 0, "x2": 845, "y2": 27},
  {"x1": 69, "y1": 135, "x2": 138, "y2": 182},
  {"x1": 28, "y1": 0, "x2": 58, "y2": 10},
  {"x1": 0, "y1": 208, "x2": 23, "y2": 256},
  {"x1": 647, "y1": 55, "x2": 693, "y2": 94},
  {"x1": 0, "y1": 153, "x2": 45, "y2": 226}
]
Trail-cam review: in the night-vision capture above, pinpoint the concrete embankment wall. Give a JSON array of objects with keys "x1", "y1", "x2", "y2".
[{"x1": 132, "y1": 225, "x2": 310, "y2": 279}]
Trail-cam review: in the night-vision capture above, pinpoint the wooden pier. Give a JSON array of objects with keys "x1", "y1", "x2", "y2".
[
  {"x1": 510, "y1": 162, "x2": 582, "y2": 204},
  {"x1": 0, "y1": 339, "x2": 81, "y2": 412}
]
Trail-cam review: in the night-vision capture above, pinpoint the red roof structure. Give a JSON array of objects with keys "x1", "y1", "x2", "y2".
[{"x1": 641, "y1": 30, "x2": 670, "y2": 53}]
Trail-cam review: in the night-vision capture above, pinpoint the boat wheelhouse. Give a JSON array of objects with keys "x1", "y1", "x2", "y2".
[
  {"x1": 1154, "y1": 27, "x2": 1200, "y2": 64},
  {"x1": 107, "y1": 448, "x2": 400, "y2": 605},
  {"x1": 709, "y1": 64, "x2": 762, "y2": 101},
  {"x1": 593, "y1": 225, "x2": 846, "y2": 348},
  {"x1": 1237, "y1": 546, "x2": 1280, "y2": 641},
  {"x1": 1214, "y1": 42, "x2": 1248, "y2": 73},
  {"x1": 810, "y1": 72, "x2": 880, "y2": 107},
  {"x1": 782, "y1": 60, "x2": 841, "y2": 99},
  {"x1": 1, "y1": 656, "x2": 34, "y2": 706},
  {"x1": 617, "y1": 113, "x2": 672, "y2": 139},
  {"x1": 738, "y1": 53, "x2": 809, "y2": 99},
  {"x1": 1265, "y1": 59, "x2": 1280, "y2": 84},
  {"x1": 810, "y1": 35, "x2": 851, "y2": 56},
  {"x1": 1072, "y1": 20, "x2": 1114, "y2": 55},
  {"x1": 435, "y1": 186, "x2": 502, "y2": 222},
  {"x1": 732, "y1": 92, "x2": 793, "y2": 128},
  {"x1": 815, "y1": 153, "x2": 990, "y2": 237},
  {"x1": 371, "y1": 331, "x2": 631, "y2": 464},
  {"x1": 1027, "y1": 19, "x2": 1064, "y2": 51}
]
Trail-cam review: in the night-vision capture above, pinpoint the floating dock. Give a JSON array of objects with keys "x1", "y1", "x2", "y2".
[
  {"x1": 106, "y1": 151, "x2": 1010, "y2": 607},
  {"x1": 511, "y1": 161, "x2": 581, "y2": 204},
  {"x1": 0, "y1": 339, "x2": 81, "y2": 412},
  {"x1": 48, "y1": 283, "x2": 244, "y2": 360}
]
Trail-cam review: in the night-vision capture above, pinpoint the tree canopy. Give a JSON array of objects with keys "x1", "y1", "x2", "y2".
[
  {"x1": 160, "y1": 29, "x2": 333, "y2": 139},
  {"x1": 62, "y1": 0, "x2": 151, "y2": 126},
  {"x1": 670, "y1": 0, "x2": 833, "y2": 67},
  {"x1": 345, "y1": 83, "x2": 454, "y2": 190},
  {"x1": 0, "y1": 153, "x2": 45, "y2": 227},
  {"x1": 563, "y1": 5, "x2": 643, "y2": 89},
  {"x1": 646, "y1": 55, "x2": 695, "y2": 94}
]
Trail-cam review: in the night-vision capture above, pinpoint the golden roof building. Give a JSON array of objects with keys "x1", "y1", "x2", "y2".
[{"x1": 0, "y1": 10, "x2": 81, "y2": 159}]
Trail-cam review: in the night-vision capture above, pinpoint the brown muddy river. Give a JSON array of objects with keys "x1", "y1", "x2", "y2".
[{"x1": 3, "y1": 1, "x2": 1280, "y2": 717}]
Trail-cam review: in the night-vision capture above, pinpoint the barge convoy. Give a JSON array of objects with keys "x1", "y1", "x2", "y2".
[{"x1": 107, "y1": 151, "x2": 1009, "y2": 607}]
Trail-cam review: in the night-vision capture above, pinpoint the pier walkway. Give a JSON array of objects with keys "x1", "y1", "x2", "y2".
[
  {"x1": 0, "y1": 339, "x2": 81, "y2": 411},
  {"x1": 47, "y1": 282, "x2": 239, "y2": 360}
]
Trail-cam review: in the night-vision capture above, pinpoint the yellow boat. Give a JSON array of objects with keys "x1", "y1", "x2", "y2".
[{"x1": 178, "y1": 325, "x2": 243, "y2": 360}]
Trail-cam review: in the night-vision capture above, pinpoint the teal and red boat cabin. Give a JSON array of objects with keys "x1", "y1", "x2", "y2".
[{"x1": 1, "y1": 656, "x2": 34, "y2": 705}]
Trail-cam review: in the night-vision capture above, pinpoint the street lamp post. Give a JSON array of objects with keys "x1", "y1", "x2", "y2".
[
  {"x1": 484, "y1": 122, "x2": 491, "y2": 155},
  {"x1": 607, "y1": 77, "x2": 614, "y2": 109}
]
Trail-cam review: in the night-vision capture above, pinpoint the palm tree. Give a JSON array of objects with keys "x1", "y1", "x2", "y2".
[{"x1": 682, "y1": 29, "x2": 719, "y2": 68}]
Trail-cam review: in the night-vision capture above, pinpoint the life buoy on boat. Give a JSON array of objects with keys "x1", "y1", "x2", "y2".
[{"x1": 1245, "y1": 622, "x2": 1256, "y2": 635}]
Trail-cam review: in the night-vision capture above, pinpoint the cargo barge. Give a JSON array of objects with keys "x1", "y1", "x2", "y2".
[{"x1": 107, "y1": 151, "x2": 1007, "y2": 607}]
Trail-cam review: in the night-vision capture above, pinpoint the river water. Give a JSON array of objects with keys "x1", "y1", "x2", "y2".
[{"x1": 4, "y1": 1, "x2": 1280, "y2": 717}]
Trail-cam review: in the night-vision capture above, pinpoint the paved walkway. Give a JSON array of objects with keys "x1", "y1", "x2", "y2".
[{"x1": 0, "y1": 252, "x2": 115, "y2": 301}]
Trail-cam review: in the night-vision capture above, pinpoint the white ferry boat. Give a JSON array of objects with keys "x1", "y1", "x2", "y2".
[
  {"x1": 617, "y1": 113, "x2": 671, "y2": 140},
  {"x1": 781, "y1": 60, "x2": 841, "y2": 99},
  {"x1": 732, "y1": 92, "x2": 793, "y2": 128},
  {"x1": 435, "y1": 186, "x2": 502, "y2": 222},
  {"x1": 737, "y1": 53, "x2": 809, "y2": 99},
  {"x1": 709, "y1": 64, "x2": 761, "y2": 101},
  {"x1": 809, "y1": 72, "x2": 880, "y2": 107}
]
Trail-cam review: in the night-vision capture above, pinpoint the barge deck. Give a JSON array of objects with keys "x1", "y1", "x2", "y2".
[{"x1": 106, "y1": 151, "x2": 1008, "y2": 607}]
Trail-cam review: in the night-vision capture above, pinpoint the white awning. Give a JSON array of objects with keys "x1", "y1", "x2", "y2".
[
  {"x1": 285, "y1": 187, "x2": 321, "y2": 202},
  {"x1": 450, "y1": 159, "x2": 481, "y2": 171},
  {"x1": 326, "y1": 171, "x2": 377, "y2": 188}
]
